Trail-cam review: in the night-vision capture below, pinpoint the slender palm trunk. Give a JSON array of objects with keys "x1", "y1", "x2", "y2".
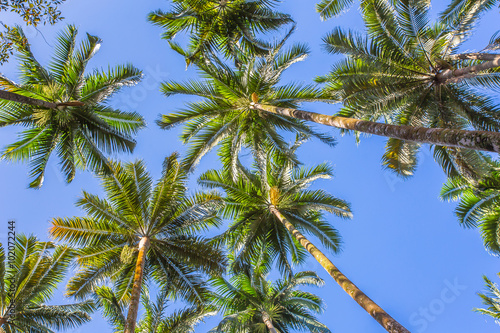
[
  {"x1": 269, "y1": 206, "x2": 410, "y2": 333},
  {"x1": 124, "y1": 237, "x2": 150, "y2": 333},
  {"x1": 0, "y1": 89, "x2": 57, "y2": 109},
  {"x1": 261, "y1": 312, "x2": 278, "y2": 333},
  {"x1": 436, "y1": 57, "x2": 500, "y2": 84},
  {"x1": 252, "y1": 103, "x2": 500, "y2": 153}
]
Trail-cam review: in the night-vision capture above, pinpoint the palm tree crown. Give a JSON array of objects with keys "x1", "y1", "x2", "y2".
[
  {"x1": 148, "y1": 0, "x2": 293, "y2": 62},
  {"x1": 94, "y1": 286, "x2": 215, "y2": 333},
  {"x1": 210, "y1": 267, "x2": 330, "y2": 333},
  {"x1": 0, "y1": 25, "x2": 145, "y2": 187},
  {"x1": 50, "y1": 153, "x2": 226, "y2": 332},
  {"x1": 199, "y1": 143, "x2": 351, "y2": 274},
  {"x1": 318, "y1": 0, "x2": 500, "y2": 178},
  {"x1": 0, "y1": 234, "x2": 94, "y2": 332},
  {"x1": 159, "y1": 37, "x2": 335, "y2": 170}
]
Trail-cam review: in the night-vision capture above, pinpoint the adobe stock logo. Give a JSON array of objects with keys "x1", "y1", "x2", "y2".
[{"x1": 409, "y1": 278, "x2": 467, "y2": 332}]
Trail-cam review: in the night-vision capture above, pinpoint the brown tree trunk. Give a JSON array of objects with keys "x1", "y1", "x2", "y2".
[
  {"x1": 251, "y1": 103, "x2": 500, "y2": 153},
  {"x1": 447, "y1": 53, "x2": 500, "y2": 61},
  {"x1": 124, "y1": 237, "x2": 150, "y2": 333},
  {"x1": 262, "y1": 311, "x2": 278, "y2": 333},
  {"x1": 0, "y1": 89, "x2": 57, "y2": 109},
  {"x1": 436, "y1": 57, "x2": 500, "y2": 84},
  {"x1": 269, "y1": 206, "x2": 410, "y2": 333}
]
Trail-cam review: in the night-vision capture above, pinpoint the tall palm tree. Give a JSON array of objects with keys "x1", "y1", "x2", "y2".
[
  {"x1": 148, "y1": 0, "x2": 293, "y2": 63},
  {"x1": 158, "y1": 36, "x2": 335, "y2": 170},
  {"x1": 199, "y1": 145, "x2": 410, "y2": 332},
  {"x1": 440, "y1": 159, "x2": 500, "y2": 254},
  {"x1": 94, "y1": 286, "x2": 215, "y2": 332},
  {"x1": 210, "y1": 267, "x2": 330, "y2": 333},
  {"x1": 0, "y1": 25, "x2": 145, "y2": 187},
  {"x1": 50, "y1": 153, "x2": 227, "y2": 333},
  {"x1": 0, "y1": 234, "x2": 94, "y2": 332},
  {"x1": 474, "y1": 274, "x2": 500, "y2": 324},
  {"x1": 318, "y1": 0, "x2": 500, "y2": 177}
]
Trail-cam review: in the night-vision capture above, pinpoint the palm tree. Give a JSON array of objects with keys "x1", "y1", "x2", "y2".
[
  {"x1": 0, "y1": 25, "x2": 145, "y2": 187},
  {"x1": 158, "y1": 36, "x2": 337, "y2": 170},
  {"x1": 440, "y1": 159, "x2": 500, "y2": 254},
  {"x1": 210, "y1": 266, "x2": 330, "y2": 333},
  {"x1": 474, "y1": 274, "x2": 500, "y2": 324},
  {"x1": 94, "y1": 286, "x2": 215, "y2": 332},
  {"x1": 199, "y1": 144, "x2": 410, "y2": 332},
  {"x1": 148, "y1": 0, "x2": 293, "y2": 63},
  {"x1": 318, "y1": 0, "x2": 500, "y2": 177},
  {"x1": 50, "y1": 153, "x2": 227, "y2": 333},
  {"x1": 0, "y1": 234, "x2": 95, "y2": 332}
]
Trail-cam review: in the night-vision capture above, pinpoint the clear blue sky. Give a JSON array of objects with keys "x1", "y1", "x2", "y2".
[{"x1": 0, "y1": 1, "x2": 499, "y2": 332}]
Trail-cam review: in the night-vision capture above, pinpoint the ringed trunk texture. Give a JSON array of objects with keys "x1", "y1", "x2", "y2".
[
  {"x1": 261, "y1": 312, "x2": 278, "y2": 333},
  {"x1": 0, "y1": 89, "x2": 57, "y2": 109},
  {"x1": 252, "y1": 103, "x2": 500, "y2": 153},
  {"x1": 124, "y1": 237, "x2": 150, "y2": 333},
  {"x1": 269, "y1": 206, "x2": 410, "y2": 333}
]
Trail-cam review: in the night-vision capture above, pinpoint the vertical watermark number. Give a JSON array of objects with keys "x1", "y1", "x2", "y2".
[{"x1": 5, "y1": 220, "x2": 16, "y2": 321}]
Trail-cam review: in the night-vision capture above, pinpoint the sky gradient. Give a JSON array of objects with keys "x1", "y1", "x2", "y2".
[{"x1": 0, "y1": 1, "x2": 499, "y2": 332}]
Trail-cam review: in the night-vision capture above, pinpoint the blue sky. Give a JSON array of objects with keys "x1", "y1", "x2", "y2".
[{"x1": 0, "y1": 0, "x2": 499, "y2": 332}]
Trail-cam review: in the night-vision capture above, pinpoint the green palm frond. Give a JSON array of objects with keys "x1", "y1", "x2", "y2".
[
  {"x1": 474, "y1": 274, "x2": 500, "y2": 321},
  {"x1": 316, "y1": 0, "x2": 355, "y2": 20},
  {"x1": 440, "y1": 159, "x2": 500, "y2": 254}
]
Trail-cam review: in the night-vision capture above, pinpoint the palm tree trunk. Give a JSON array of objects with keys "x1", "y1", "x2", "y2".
[
  {"x1": 124, "y1": 237, "x2": 150, "y2": 333},
  {"x1": 436, "y1": 57, "x2": 500, "y2": 84},
  {"x1": 0, "y1": 89, "x2": 57, "y2": 109},
  {"x1": 261, "y1": 311, "x2": 278, "y2": 333},
  {"x1": 269, "y1": 206, "x2": 410, "y2": 333},
  {"x1": 447, "y1": 53, "x2": 500, "y2": 61},
  {"x1": 251, "y1": 103, "x2": 500, "y2": 153}
]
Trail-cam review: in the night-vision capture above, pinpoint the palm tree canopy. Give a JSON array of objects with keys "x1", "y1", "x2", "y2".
[
  {"x1": 0, "y1": 25, "x2": 145, "y2": 187},
  {"x1": 0, "y1": 234, "x2": 95, "y2": 332},
  {"x1": 318, "y1": 0, "x2": 500, "y2": 178},
  {"x1": 50, "y1": 153, "x2": 227, "y2": 305},
  {"x1": 210, "y1": 266, "x2": 330, "y2": 333},
  {"x1": 441, "y1": 159, "x2": 500, "y2": 254},
  {"x1": 474, "y1": 274, "x2": 500, "y2": 323},
  {"x1": 94, "y1": 286, "x2": 215, "y2": 333},
  {"x1": 148, "y1": 0, "x2": 293, "y2": 62},
  {"x1": 199, "y1": 143, "x2": 351, "y2": 274},
  {"x1": 158, "y1": 36, "x2": 335, "y2": 171}
]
